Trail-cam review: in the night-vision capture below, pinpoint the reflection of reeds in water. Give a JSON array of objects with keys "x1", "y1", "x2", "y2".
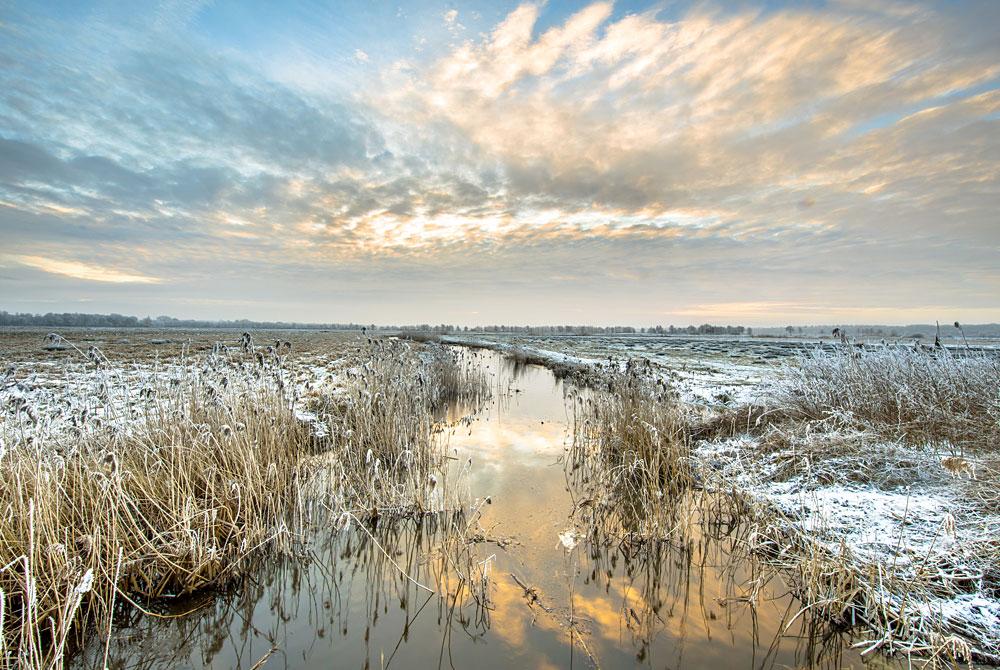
[
  {"x1": 570, "y1": 352, "x2": 999, "y2": 666},
  {"x1": 74, "y1": 510, "x2": 496, "y2": 670},
  {"x1": 563, "y1": 361, "x2": 886, "y2": 668},
  {"x1": 2, "y1": 360, "x2": 318, "y2": 669},
  {"x1": 301, "y1": 339, "x2": 490, "y2": 517},
  {"x1": 562, "y1": 481, "x2": 862, "y2": 669},
  {"x1": 691, "y1": 345, "x2": 1000, "y2": 664}
]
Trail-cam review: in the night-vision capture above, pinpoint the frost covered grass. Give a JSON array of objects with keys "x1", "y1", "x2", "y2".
[
  {"x1": 300, "y1": 339, "x2": 490, "y2": 517},
  {"x1": 530, "y1": 338, "x2": 1000, "y2": 664},
  {"x1": 697, "y1": 432, "x2": 1000, "y2": 664},
  {"x1": 0, "y1": 346, "x2": 319, "y2": 669},
  {"x1": 774, "y1": 345, "x2": 1000, "y2": 450},
  {"x1": 0, "y1": 332, "x2": 489, "y2": 668},
  {"x1": 689, "y1": 345, "x2": 1000, "y2": 664},
  {"x1": 568, "y1": 359, "x2": 694, "y2": 539}
]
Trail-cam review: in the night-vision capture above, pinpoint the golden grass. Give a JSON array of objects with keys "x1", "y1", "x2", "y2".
[
  {"x1": 1, "y1": 374, "x2": 315, "y2": 668},
  {"x1": 0, "y1": 334, "x2": 489, "y2": 668},
  {"x1": 568, "y1": 360, "x2": 692, "y2": 539},
  {"x1": 301, "y1": 339, "x2": 489, "y2": 517}
]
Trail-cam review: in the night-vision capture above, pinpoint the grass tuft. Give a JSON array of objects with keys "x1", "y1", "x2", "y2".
[{"x1": 774, "y1": 346, "x2": 1000, "y2": 450}]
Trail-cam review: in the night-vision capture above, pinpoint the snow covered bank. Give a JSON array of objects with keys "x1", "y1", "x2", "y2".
[
  {"x1": 441, "y1": 334, "x2": 773, "y2": 404},
  {"x1": 694, "y1": 435, "x2": 1000, "y2": 663}
]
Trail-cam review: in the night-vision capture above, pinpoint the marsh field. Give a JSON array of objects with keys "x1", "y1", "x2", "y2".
[{"x1": 1, "y1": 328, "x2": 998, "y2": 669}]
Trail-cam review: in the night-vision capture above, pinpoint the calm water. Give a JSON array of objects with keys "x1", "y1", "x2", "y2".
[{"x1": 77, "y1": 351, "x2": 888, "y2": 669}]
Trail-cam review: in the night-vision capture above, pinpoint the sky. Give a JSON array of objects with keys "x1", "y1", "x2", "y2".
[{"x1": 1, "y1": 0, "x2": 998, "y2": 326}]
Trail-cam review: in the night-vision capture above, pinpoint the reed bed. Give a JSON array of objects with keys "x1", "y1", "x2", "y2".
[
  {"x1": 568, "y1": 359, "x2": 693, "y2": 539},
  {"x1": 774, "y1": 345, "x2": 1000, "y2": 451},
  {"x1": 563, "y1": 365, "x2": 866, "y2": 667},
  {"x1": 735, "y1": 492, "x2": 1000, "y2": 666},
  {"x1": 70, "y1": 507, "x2": 496, "y2": 668},
  {"x1": 1, "y1": 349, "x2": 319, "y2": 669},
  {"x1": 692, "y1": 346, "x2": 1000, "y2": 664},
  {"x1": 573, "y1": 491, "x2": 864, "y2": 669},
  {"x1": 300, "y1": 339, "x2": 490, "y2": 517},
  {"x1": 325, "y1": 339, "x2": 1000, "y2": 665},
  {"x1": 0, "y1": 334, "x2": 490, "y2": 668}
]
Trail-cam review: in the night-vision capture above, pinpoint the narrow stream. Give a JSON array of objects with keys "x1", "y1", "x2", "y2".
[{"x1": 78, "y1": 351, "x2": 887, "y2": 669}]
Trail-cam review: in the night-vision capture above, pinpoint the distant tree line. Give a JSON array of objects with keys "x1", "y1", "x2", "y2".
[
  {"x1": 0, "y1": 311, "x2": 379, "y2": 331},
  {"x1": 3, "y1": 311, "x2": 996, "y2": 338},
  {"x1": 2, "y1": 314, "x2": 751, "y2": 335}
]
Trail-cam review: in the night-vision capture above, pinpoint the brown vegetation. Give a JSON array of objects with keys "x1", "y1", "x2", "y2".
[{"x1": 0, "y1": 334, "x2": 488, "y2": 668}]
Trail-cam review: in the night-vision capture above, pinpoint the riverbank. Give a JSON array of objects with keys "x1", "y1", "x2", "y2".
[
  {"x1": 4, "y1": 329, "x2": 997, "y2": 667},
  {"x1": 72, "y1": 347, "x2": 881, "y2": 669}
]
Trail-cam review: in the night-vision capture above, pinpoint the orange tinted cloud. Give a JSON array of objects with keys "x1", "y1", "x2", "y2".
[{"x1": 11, "y1": 255, "x2": 162, "y2": 284}]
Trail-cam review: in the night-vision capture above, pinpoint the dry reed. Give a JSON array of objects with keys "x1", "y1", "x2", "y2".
[
  {"x1": 566, "y1": 347, "x2": 1000, "y2": 665},
  {"x1": 568, "y1": 359, "x2": 693, "y2": 539},
  {"x1": 0, "y1": 334, "x2": 490, "y2": 668},
  {"x1": 774, "y1": 346, "x2": 1000, "y2": 451}
]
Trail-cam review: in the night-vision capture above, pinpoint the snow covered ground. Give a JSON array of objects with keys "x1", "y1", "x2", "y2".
[
  {"x1": 1, "y1": 349, "x2": 348, "y2": 454},
  {"x1": 694, "y1": 435, "x2": 1000, "y2": 660},
  {"x1": 442, "y1": 332, "x2": 778, "y2": 405},
  {"x1": 6, "y1": 330, "x2": 998, "y2": 662}
]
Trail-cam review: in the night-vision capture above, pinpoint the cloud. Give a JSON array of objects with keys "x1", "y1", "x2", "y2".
[
  {"x1": 10, "y1": 255, "x2": 162, "y2": 284},
  {"x1": 386, "y1": 2, "x2": 998, "y2": 216},
  {"x1": 0, "y1": 0, "x2": 997, "y2": 323}
]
